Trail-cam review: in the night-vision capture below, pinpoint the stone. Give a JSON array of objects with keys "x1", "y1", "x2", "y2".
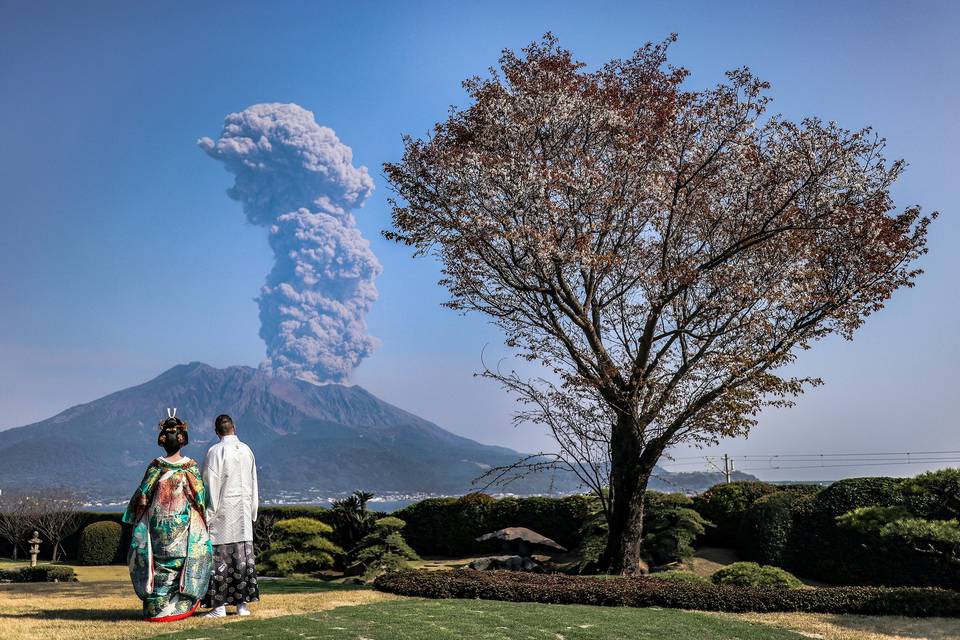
[
  {"x1": 475, "y1": 527, "x2": 568, "y2": 556},
  {"x1": 467, "y1": 555, "x2": 544, "y2": 572}
]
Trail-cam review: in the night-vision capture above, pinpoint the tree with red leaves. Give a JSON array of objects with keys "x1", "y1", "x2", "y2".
[{"x1": 384, "y1": 34, "x2": 934, "y2": 575}]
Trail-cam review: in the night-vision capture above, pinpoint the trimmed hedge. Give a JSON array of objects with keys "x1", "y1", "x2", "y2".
[
  {"x1": 374, "y1": 569, "x2": 960, "y2": 617},
  {"x1": 692, "y1": 481, "x2": 780, "y2": 547},
  {"x1": 0, "y1": 565, "x2": 77, "y2": 582},
  {"x1": 737, "y1": 488, "x2": 818, "y2": 566},
  {"x1": 78, "y1": 521, "x2": 123, "y2": 565},
  {"x1": 395, "y1": 494, "x2": 593, "y2": 556}
]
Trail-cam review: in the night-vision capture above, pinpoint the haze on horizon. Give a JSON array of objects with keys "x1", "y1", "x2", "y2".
[{"x1": 1, "y1": 1, "x2": 957, "y2": 483}]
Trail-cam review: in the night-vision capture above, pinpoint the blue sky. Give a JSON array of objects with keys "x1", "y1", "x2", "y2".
[{"x1": 1, "y1": 1, "x2": 957, "y2": 480}]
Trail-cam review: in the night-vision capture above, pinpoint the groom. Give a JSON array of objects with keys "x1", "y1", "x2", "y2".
[{"x1": 202, "y1": 414, "x2": 260, "y2": 617}]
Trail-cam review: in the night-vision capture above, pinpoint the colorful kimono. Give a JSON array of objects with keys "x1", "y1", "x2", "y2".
[{"x1": 122, "y1": 457, "x2": 213, "y2": 622}]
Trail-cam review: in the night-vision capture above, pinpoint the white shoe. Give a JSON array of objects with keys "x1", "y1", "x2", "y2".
[
  {"x1": 237, "y1": 603, "x2": 251, "y2": 616},
  {"x1": 204, "y1": 605, "x2": 227, "y2": 618}
]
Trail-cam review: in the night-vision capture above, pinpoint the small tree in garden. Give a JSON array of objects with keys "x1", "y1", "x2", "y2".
[
  {"x1": 0, "y1": 492, "x2": 35, "y2": 560},
  {"x1": 346, "y1": 516, "x2": 419, "y2": 579},
  {"x1": 259, "y1": 517, "x2": 343, "y2": 576},
  {"x1": 330, "y1": 490, "x2": 377, "y2": 550},
  {"x1": 31, "y1": 489, "x2": 82, "y2": 562},
  {"x1": 385, "y1": 34, "x2": 934, "y2": 574}
]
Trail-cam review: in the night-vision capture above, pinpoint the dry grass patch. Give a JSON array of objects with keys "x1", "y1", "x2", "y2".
[
  {"x1": 0, "y1": 563, "x2": 396, "y2": 640},
  {"x1": 712, "y1": 611, "x2": 960, "y2": 640}
]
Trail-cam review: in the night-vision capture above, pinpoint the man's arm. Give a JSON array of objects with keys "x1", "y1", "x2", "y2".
[
  {"x1": 250, "y1": 449, "x2": 259, "y2": 523},
  {"x1": 202, "y1": 446, "x2": 222, "y2": 517}
]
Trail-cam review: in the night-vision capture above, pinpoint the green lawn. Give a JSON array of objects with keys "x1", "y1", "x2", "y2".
[{"x1": 151, "y1": 598, "x2": 803, "y2": 640}]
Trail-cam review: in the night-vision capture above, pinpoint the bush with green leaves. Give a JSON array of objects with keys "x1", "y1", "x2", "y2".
[
  {"x1": 692, "y1": 481, "x2": 780, "y2": 547},
  {"x1": 902, "y1": 468, "x2": 960, "y2": 519},
  {"x1": 0, "y1": 564, "x2": 77, "y2": 582},
  {"x1": 648, "y1": 570, "x2": 710, "y2": 585},
  {"x1": 737, "y1": 487, "x2": 820, "y2": 566},
  {"x1": 77, "y1": 520, "x2": 123, "y2": 565},
  {"x1": 346, "y1": 516, "x2": 419, "y2": 579},
  {"x1": 258, "y1": 517, "x2": 343, "y2": 577},
  {"x1": 711, "y1": 562, "x2": 802, "y2": 589},
  {"x1": 572, "y1": 492, "x2": 709, "y2": 572},
  {"x1": 396, "y1": 493, "x2": 592, "y2": 557},
  {"x1": 837, "y1": 505, "x2": 960, "y2": 574},
  {"x1": 642, "y1": 492, "x2": 710, "y2": 566},
  {"x1": 375, "y1": 569, "x2": 960, "y2": 617}
]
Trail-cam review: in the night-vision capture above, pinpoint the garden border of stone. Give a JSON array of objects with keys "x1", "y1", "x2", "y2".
[{"x1": 374, "y1": 569, "x2": 960, "y2": 617}]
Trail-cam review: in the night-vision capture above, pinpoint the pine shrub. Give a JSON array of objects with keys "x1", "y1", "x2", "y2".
[{"x1": 259, "y1": 517, "x2": 343, "y2": 576}]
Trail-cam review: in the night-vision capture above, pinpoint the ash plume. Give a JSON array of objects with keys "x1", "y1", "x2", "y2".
[{"x1": 199, "y1": 103, "x2": 381, "y2": 384}]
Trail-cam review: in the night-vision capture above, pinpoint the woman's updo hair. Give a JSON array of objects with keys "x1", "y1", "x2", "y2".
[{"x1": 158, "y1": 416, "x2": 189, "y2": 455}]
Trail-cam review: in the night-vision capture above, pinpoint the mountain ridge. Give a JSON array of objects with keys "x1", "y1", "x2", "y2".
[{"x1": 0, "y1": 362, "x2": 756, "y2": 501}]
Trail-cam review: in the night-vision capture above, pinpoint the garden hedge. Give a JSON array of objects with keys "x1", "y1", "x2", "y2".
[
  {"x1": 692, "y1": 481, "x2": 780, "y2": 547},
  {"x1": 77, "y1": 521, "x2": 123, "y2": 565},
  {"x1": 374, "y1": 569, "x2": 960, "y2": 617},
  {"x1": 737, "y1": 488, "x2": 818, "y2": 566},
  {"x1": 394, "y1": 494, "x2": 593, "y2": 556},
  {"x1": 784, "y1": 477, "x2": 959, "y2": 588},
  {"x1": 0, "y1": 565, "x2": 77, "y2": 582}
]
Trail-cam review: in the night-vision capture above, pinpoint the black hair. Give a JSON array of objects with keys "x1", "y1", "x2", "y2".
[
  {"x1": 158, "y1": 416, "x2": 189, "y2": 455},
  {"x1": 215, "y1": 414, "x2": 235, "y2": 436}
]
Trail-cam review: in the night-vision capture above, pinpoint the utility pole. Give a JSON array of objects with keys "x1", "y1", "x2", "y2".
[{"x1": 723, "y1": 454, "x2": 734, "y2": 484}]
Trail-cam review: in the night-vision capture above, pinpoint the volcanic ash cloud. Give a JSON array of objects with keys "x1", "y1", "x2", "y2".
[{"x1": 199, "y1": 103, "x2": 381, "y2": 384}]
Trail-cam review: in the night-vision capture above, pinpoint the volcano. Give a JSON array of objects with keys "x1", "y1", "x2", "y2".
[
  {"x1": 0, "y1": 362, "x2": 756, "y2": 501},
  {"x1": 0, "y1": 362, "x2": 574, "y2": 500}
]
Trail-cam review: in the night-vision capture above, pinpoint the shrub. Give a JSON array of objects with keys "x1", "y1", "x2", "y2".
[
  {"x1": 374, "y1": 569, "x2": 960, "y2": 617},
  {"x1": 648, "y1": 570, "x2": 711, "y2": 585},
  {"x1": 0, "y1": 565, "x2": 77, "y2": 582},
  {"x1": 786, "y1": 477, "x2": 940, "y2": 587},
  {"x1": 738, "y1": 488, "x2": 820, "y2": 566},
  {"x1": 642, "y1": 492, "x2": 710, "y2": 566},
  {"x1": 711, "y1": 562, "x2": 803, "y2": 589},
  {"x1": 902, "y1": 468, "x2": 960, "y2": 519},
  {"x1": 395, "y1": 494, "x2": 593, "y2": 557},
  {"x1": 259, "y1": 517, "x2": 343, "y2": 577},
  {"x1": 693, "y1": 481, "x2": 780, "y2": 547},
  {"x1": 77, "y1": 521, "x2": 123, "y2": 565},
  {"x1": 346, "y1": 516, "x2": 420, "y2": 579}
]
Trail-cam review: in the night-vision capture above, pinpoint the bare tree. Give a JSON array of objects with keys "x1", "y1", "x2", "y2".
[
  {"x1": 0, "y1": 492, "x2": 35, "y2": 560},
  {"x1": 31, "y1": 489, "x2": 83, "y2": 562},
  {"x1": 384, "y1": 34, "x2": 934, "y2": 574}
]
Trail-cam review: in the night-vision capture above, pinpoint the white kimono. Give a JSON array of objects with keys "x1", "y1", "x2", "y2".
[{"x1": 202, "y1": 434, "x2": 259, "y2": 545}]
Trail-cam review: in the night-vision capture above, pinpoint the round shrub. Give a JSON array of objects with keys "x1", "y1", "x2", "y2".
[
  {"x1": 711, "y1": 562, "x2": 803, "y2": 589},
  {"x1": 693, "y1": 481, "x2": 780, "y2": 547},
  {"x1": 648, "y1": 570, "x2": 710, "y2": 585},
  {"x1": 77, "y1": 521, "x2": 123, "y2": 565},
  {"x1": 737, "y1": 487, "x2": 820, "y2": 566}
]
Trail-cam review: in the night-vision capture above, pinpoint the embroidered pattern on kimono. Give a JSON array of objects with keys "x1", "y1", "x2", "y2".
[{"x1": 122, "y1": 457, "x2": 213, "y2": 621}]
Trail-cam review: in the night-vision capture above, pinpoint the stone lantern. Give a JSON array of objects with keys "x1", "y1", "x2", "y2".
[{"x1": 28, "y1": 531, "x2": 41, "y2": 567}]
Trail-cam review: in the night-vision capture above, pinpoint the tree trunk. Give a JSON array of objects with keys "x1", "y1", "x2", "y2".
[{"x1": 602, "y1": 413, "x2": 659, "y2": 575}]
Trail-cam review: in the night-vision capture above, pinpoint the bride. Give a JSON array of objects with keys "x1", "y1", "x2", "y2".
[{"x1": 122, "y1": 410, "x2": 213, "y2": 622}]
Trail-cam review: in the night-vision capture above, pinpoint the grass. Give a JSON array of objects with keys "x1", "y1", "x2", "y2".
[
  {"x1": 0, "y1": 562, "x2": 394, "y2": 640},
  {"x1": 3, "y1": 558, "x2": 960, "y2": 640},
  {"x1": 150, "y1": 598, "x2": 805, "y2": 640}
]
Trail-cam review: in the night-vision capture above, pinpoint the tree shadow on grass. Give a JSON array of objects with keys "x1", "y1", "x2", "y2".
[{"x1": 0, "y1": 609, "x2": 142, "y2": 622}]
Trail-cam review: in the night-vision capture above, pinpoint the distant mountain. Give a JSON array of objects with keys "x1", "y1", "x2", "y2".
[{"x1": 0, "y1": 362, "x2": 755, "y2": 501}]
